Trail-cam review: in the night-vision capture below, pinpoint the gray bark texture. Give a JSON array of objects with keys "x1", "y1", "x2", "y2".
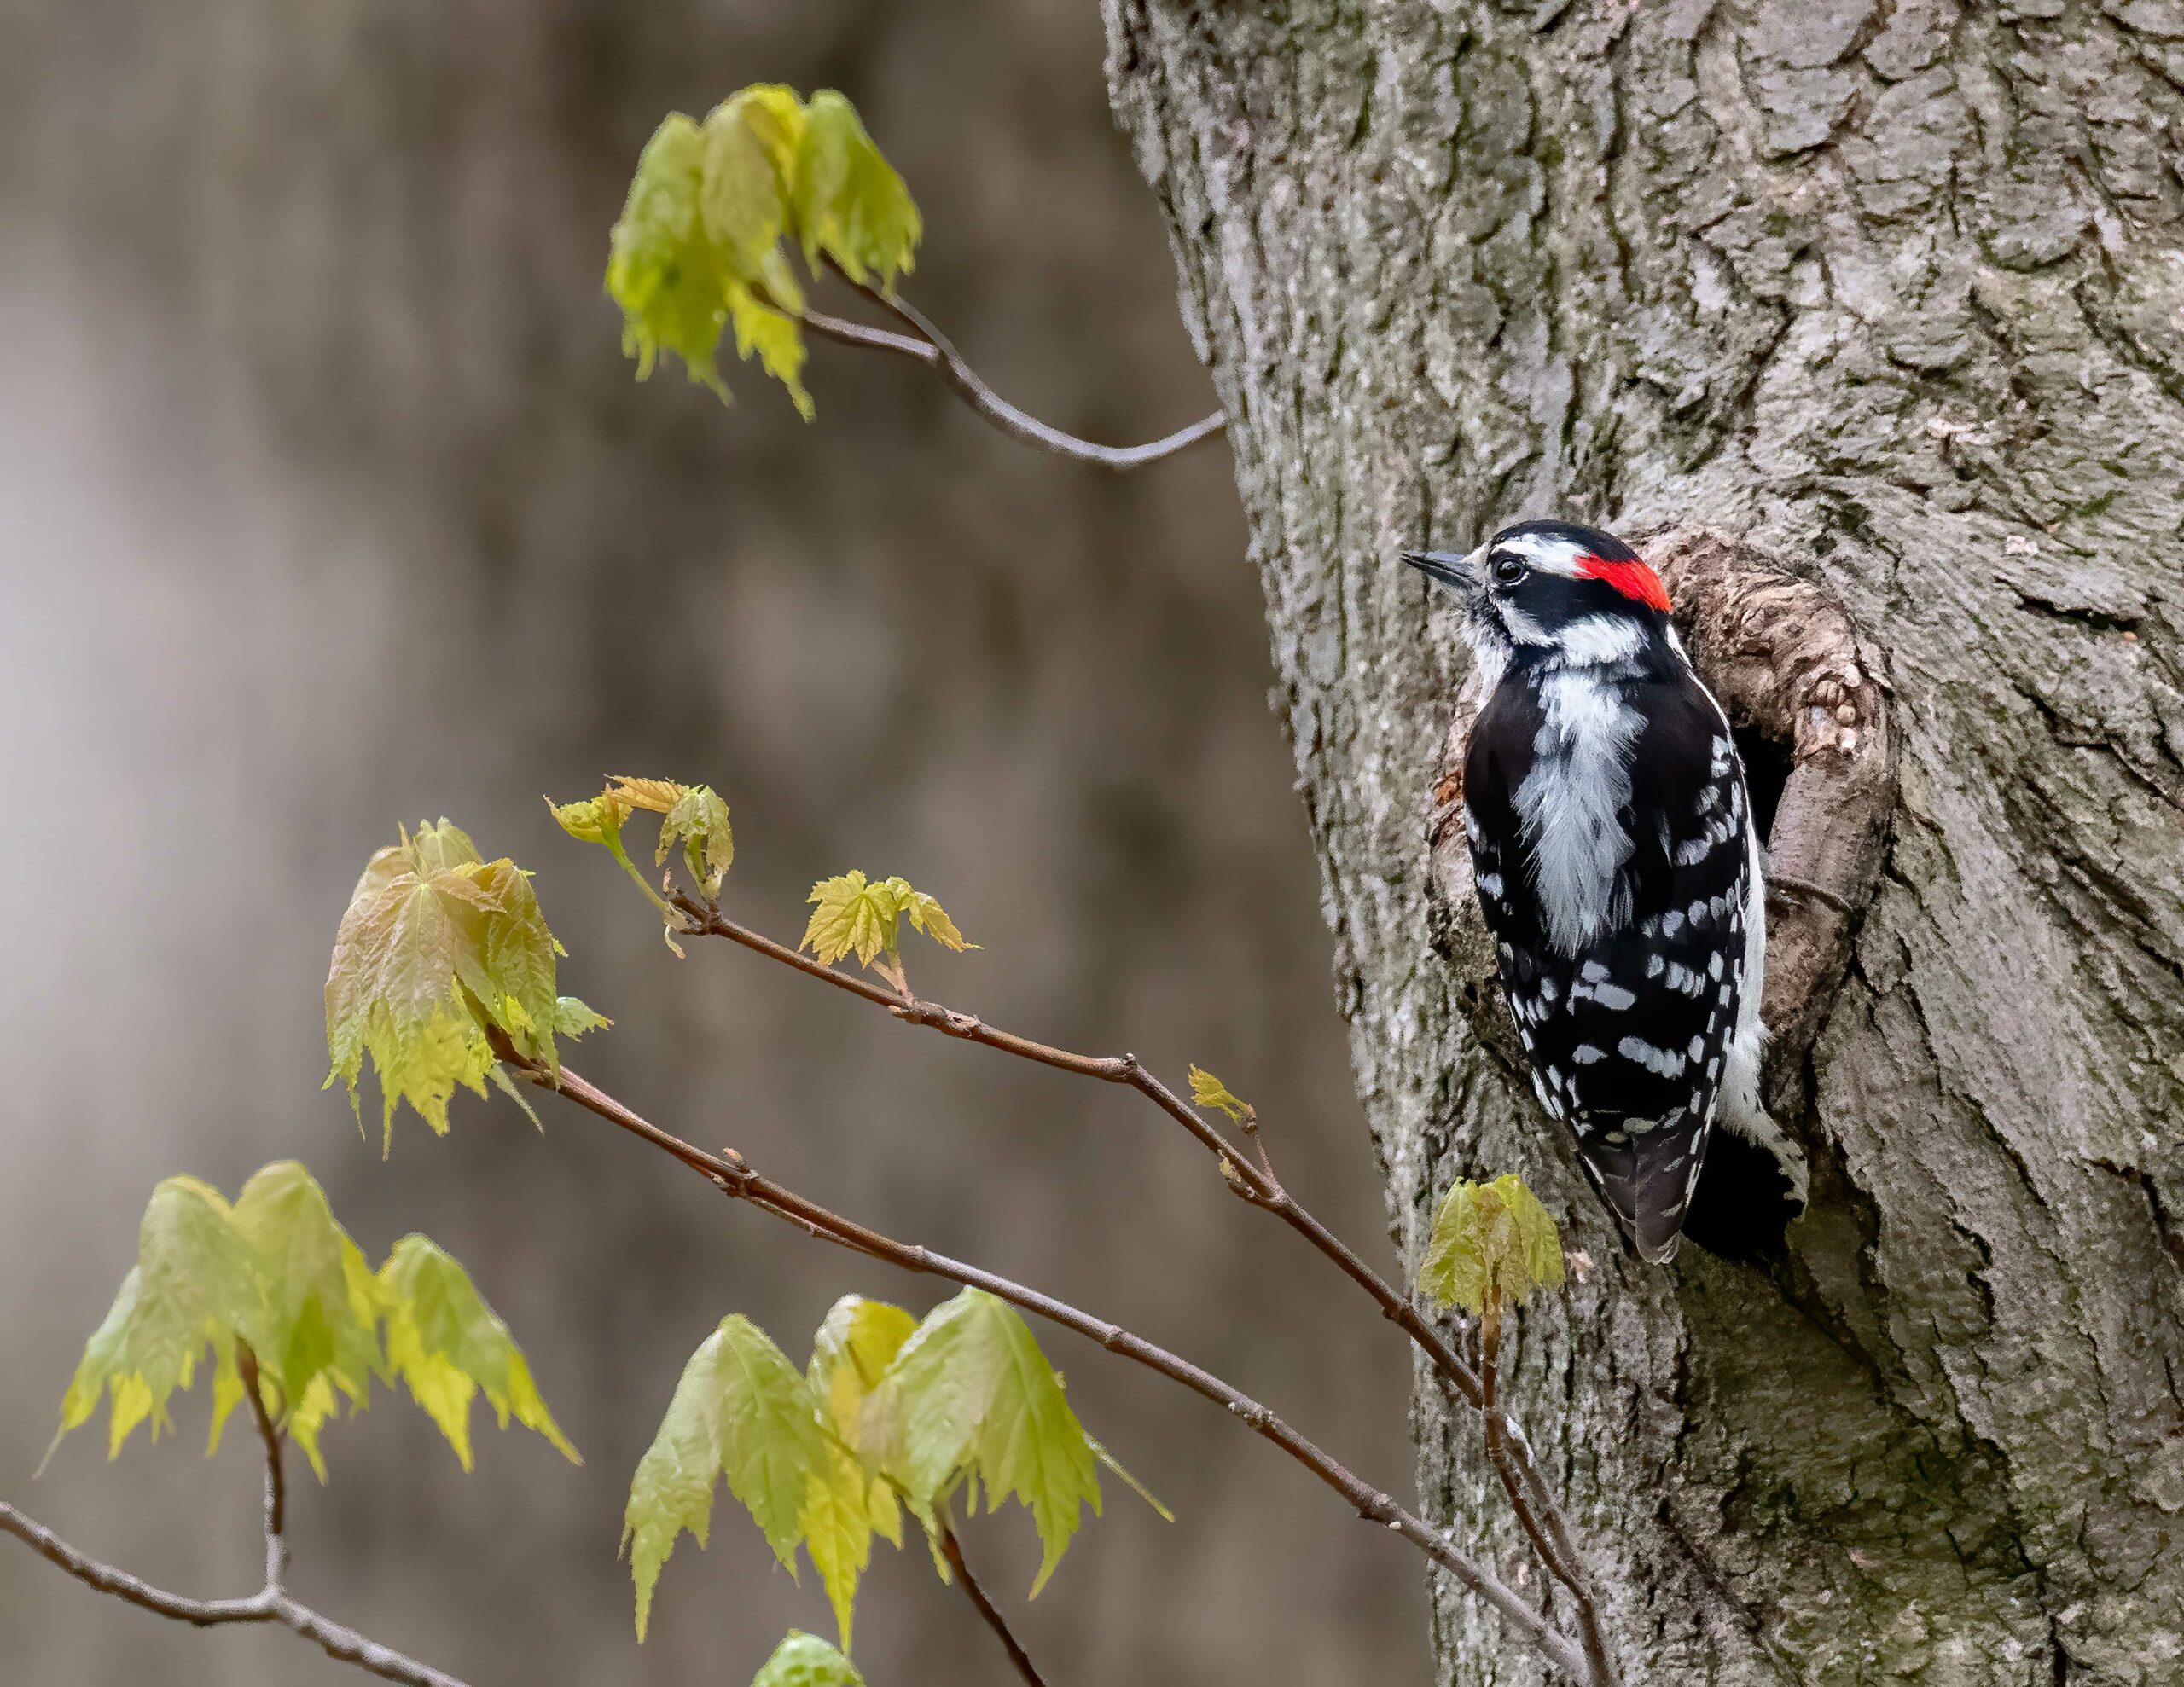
[{"x1": 1100, "y1": 2, "x2": 2184, "y2": 1683}]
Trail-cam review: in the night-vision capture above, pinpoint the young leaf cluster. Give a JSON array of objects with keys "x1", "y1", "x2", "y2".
[
  {"x1": 1418, "y1": 1174, "x2": 1567, "y2": 1316},
  {"x1": 551, "y1": 776, "x2": 735, "y2": 946},
  {"x1": 53, "y1": 1162, "x2": 576, "y2": 1479},
  {"x1": 606, "y1": 84, "x2": 921, "y2": 411},
  {"x1": 325, "y1": 819, "x2": 606, "y2": 1146},
  {"x1": 800, "y1": 871, "x2": 971, "y2": 984},
  {"x1": 1187, "y1": 1064, "x2": 1252, "y2": 1122},
  {"x1": 625, "y1": 1289, "x2": 1151, "y2": 1651}
]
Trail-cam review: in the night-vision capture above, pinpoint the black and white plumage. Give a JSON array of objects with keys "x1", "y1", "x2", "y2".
[{"x1": 1406, "y1": 520, "x2": 1796, "y2": 1264}]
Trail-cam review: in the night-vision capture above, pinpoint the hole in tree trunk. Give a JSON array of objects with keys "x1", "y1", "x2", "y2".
[
  {"x1": 1732, "y1": 722, "x2": 1792, "y2": 849},
  {"x1": 1682, "y1": 1127, "x2": 1798, "y2": 1264}
]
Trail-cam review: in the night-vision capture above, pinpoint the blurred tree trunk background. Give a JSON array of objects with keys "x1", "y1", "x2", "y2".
[
  {"x1": 1104, "y1": 1, "x2": 2184, "y2": 1683},
  {"x1": 0, "y1": 3, "x2": 1427, "y2": 1684}
]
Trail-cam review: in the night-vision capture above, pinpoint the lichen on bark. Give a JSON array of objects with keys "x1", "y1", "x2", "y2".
[{"x1": 1102, "y1": 0, "x2": 2184, "y2": 1680}]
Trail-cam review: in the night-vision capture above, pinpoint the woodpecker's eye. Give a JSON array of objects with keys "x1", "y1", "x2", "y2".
[{"x1": 1490, "y1": 553, "x2": 1527, "y2": 588}]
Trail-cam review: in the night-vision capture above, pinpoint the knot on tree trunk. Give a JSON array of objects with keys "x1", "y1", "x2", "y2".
[{"x1": 1426, "y1": 526, "x2": 1898, "y2": 1113}]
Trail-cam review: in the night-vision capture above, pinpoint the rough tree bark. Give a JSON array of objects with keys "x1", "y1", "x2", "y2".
[{"x1": 1101, "y1": 3, "x2": 2184, "y2": 1682}]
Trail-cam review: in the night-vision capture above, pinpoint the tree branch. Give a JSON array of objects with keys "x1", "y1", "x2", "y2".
[
  {"x1": 499, "y1": 1047, "x2": 1591, "y2": 1684},
  {"x1": 1482, "y1": 1304, "x2": 1618, "y2": 1687},
  {"x1": 935, "y1": 1515, "x2": 1047, "y2": 1687},
  {"x1": 0, "y1": 1499, "x2": 468, "y2": 1687},
  {"x1": 783, "y1": 265, "x2": 1225, "y2": 471},
  {"x1": 663, "y1": 891, "x2": 1604, "y2": 1639},
  {"x1": 238, "y1": 1343, "x2": 288, "y2": 1591}
]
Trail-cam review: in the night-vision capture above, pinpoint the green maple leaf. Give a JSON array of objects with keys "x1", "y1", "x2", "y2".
[
  {"x1": 808, "y1": 1296, "x2": 917, "y2": 1437},
  {"x1": 607, "y1": 113, "x2": 730, "y2": 399},
  {"x1": 624, "y1": 1316, "x2": 829, "y2": 1641},
  {"x1": 53, "y1": 1176, "x2": 268, "y2": 1461},
  {"x1": 792, "y1": 90, "x2": 921, "y2": 290},
  {"x1": 752, "y1": 1632, "x2": 864, "y2": 1687},
  {"x1": 605, "y1": 84, "x2": 920, "y2": 417},
  {"x1": 800, "y1": 872, "x2": 972, "y2": 974},
  {"x1": 227, "y1": 1162, "x2": 387, "y2": 1479},
  {"x1": 807, "y1": 1296, "x2": 919, "y2": 1609},
  {"x1": 52, "y1": 1162, "x2": 572, "y2": 1487},
  {"x1": 379, "y1": 1234, "x2": 578, "y2": 1472},
  {"x1": 879, "y1": 1289, "x2": 1101, "y2": 1596},
  {"x1": 700, "y1": 87, "x2": 799, "y2": 274},
  {"x1": 326, "y1": 821, "x2": 577, "y2": 1146},
  {"x1": 656, "y1": 783, "x2": 735, "y2": 896},
  {"x1": 799, "y1": 1441, "x2": 874, "y2": 1652},
  {"x1": 553, "y1": 995, "x2": 612, "y2": 1038},
  {"x1": 1418, "y1": 1174, "x2": 1566, "y2": 1316}
]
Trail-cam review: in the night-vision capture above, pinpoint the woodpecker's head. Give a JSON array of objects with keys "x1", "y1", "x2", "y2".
[{"x1": 1403, "y1": 519, "x2": 1676, "y2": 681}]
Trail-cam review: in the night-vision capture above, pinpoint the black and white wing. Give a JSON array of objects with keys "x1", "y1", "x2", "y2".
[{"x1": 1464, "y1": 675, "x2": 1759, "y2": 1261}]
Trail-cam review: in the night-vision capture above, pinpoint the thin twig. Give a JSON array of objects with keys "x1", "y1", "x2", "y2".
[
  {"x1": 501, "y1": 1049, "x2": 1590, "y2": 1684},
  {"x1": 782, "y1": 265, "x2": 1225, "y2": 471},
  {"x1": 237, "y1": 1343, "x2": 288, "y2": 1590},
  {"x1": 1483, "y1": 1304, "x2": 1618, "y2": 1687},
  {"x1": 0, "y1": 1501, "x2": 468, "y2": 1687},
  {"x1": 665, "y1": 893, "x2": 1602, "y2": 1631},
  {"x1": 935, "y1": 1515, "x2": 1047, "y2": 1687}
]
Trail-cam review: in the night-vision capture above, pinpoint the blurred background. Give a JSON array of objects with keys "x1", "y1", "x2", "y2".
[{"x1": 0, "y1": 1, "x2": 1426, "y2": 1682}]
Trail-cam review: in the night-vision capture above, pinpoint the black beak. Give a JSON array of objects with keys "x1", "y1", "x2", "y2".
[{"x1": 1401, "y1": 548, "x2": 1478, "y2": 591}]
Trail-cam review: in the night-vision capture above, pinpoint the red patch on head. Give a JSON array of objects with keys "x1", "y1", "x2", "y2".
[{"x1": 1576, "y1": 554, "x2": 1672, "y2": 613}]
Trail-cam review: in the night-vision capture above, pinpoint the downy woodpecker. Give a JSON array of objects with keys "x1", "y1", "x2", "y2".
[{"x1": 1406, "y1": 520, "x2": 1788, "y2": 1263}]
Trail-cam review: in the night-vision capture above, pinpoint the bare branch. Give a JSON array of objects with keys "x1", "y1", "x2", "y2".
[
  {"x1": 665, "y1": 891, "x2": 1631, "y2": 1679},
  {"x1": 1482, "y1": 1305, "x2": 1619, "y2": 1687},
  {"x1": 936, "y1": 1515, "x2": 1047, "y2": 1687},
  {"x1": 664, "y1": 892, "x2": 1604, "y2": 1632},
  {"x1": 237, "y1": 1342, "x2": 288, "y2": 1591},
  {"x1": 782, "y1": 265, "x2": 1225, "y2": 471},
  {"x1": 500, "y1": 1047, "x2": 1591, "y2": 1684},
  {"x1": 0, "y1": 1500, "x2": 468, "y2": 1687}
]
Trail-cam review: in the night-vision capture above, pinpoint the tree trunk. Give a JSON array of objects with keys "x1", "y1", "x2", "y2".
[{"x1": 1101, "y1": 3, "x2": 2184, "y2": 1683}]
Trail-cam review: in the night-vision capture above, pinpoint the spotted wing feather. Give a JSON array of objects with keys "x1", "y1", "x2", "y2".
[{"x1": 1465, "y1": 673, "x2": 1757, "y2": 1262}]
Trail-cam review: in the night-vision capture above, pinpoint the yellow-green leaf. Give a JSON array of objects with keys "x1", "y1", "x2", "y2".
[
  {"x1": 657, "y1": 783, "x2": 735, "y2": 895},
  {"x1": 715, "y1": 1317, "x2": 828, "y2": 1569},
  {"x1": 228, "y1": 1162, "x2": 385, "y2": 1470},
  {"x1": 624, "y1": 1317, "x2": 830, "y2": 1641},
  {"x1": 437, "y1": 858, "x2": 563, "y2": 1072},
  {"x1": 808, "y1": 1295, "x2": 917, "y2": 1441},
  {"x1": 380, "y1": 1234, "x2": 578, "y2": 1471},
  {"x1": 806, "y1": 1295, "x2": 916, "y2": 1620},
  {"x1": 1418, "y1": 1174, "x2": 1566, "y2": 1315},
  {"x1": 606, "y1": 112, "x2": 729, "y2": 398},
  {"x1": 607, "y1": 776, "x2": 686, "y2": 815},
  {"x1": 327, "y1": 825, "x2": 571, "y2": 1145},
  {"x1": 752, "y1": 1632, "x2": 864, "y2": 1687},
  {"x1": 405, "y1": 819, "x2": 484, "y2": 877},
  {"x1": 700, "y1": 91, "x2": 794, "y2": 275},
  {"x1": 727, "y1": 281, "x2": 813, "y2": 419},
  {"x1": 553, "y1": 996, "x2": 612, "y2": 1039},
  {"x1": 624, "y1": 1336, "x2": 727, "y2": 1643},
  {"x1": 801, "y1": 872, "x2": 897, "y2": 969},
  {"x1": 792, "y1": 90, "x2": 921, "y2": 290},
  {"x1": 891, "y1": 881, "x2": 970, "y2": 953},
  {"x1": 879, "y1": 1289, "x2": 1101, "y2": 1596},
  {"x1": 53, "y1": 1176, "x2": 267, "y2": 1461},
  {"x1": 325, "y1": 865, "x2": 486, "y2": 1145},
  {"x1": 801, "y1": 872, "x2": 970, "y2": 972},
  {"x1": 1187, "y1": 1065, "x2": 1250, "y2": 1122},
  {"x1": 799, "y1": 1442, "x2": 873, "y2": 1652}
]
